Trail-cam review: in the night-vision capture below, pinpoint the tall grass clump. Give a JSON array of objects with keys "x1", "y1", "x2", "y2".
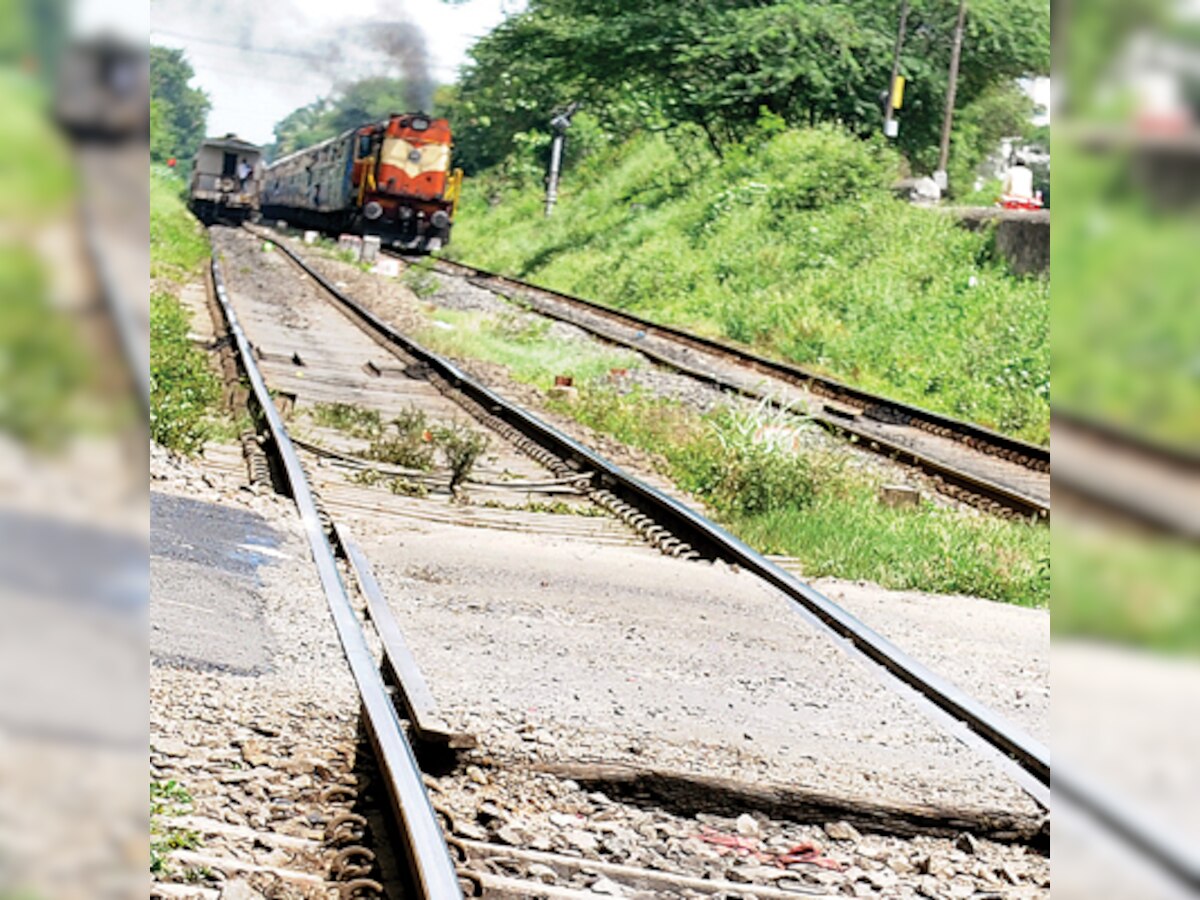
[
  {"x1": 450, "y1": 124, "x2": 1049, "y2": 443},
  {"x1": 549, "y1": 385, "x2": 1048, "y2": 607},
  {"x1": 150, "y1": 293, "x2": 221, "y2": 454},
  {"x1": 151, "y1": 167, "x2": 210, "y2": 284}
]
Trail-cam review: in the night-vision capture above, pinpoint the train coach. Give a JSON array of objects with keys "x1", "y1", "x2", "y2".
[
  {"x1": 188, "y1": 135, "x2": 263, "y2": 224},
  {"x1": 261, "y1": 113, "x2": 463, "y2": 252}
]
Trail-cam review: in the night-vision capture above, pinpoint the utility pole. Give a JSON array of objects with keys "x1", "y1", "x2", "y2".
[
  {"x1": 544, "y1": 102, "x2": 580, "y2": 217},
  {"x1": 934, "y1": 0, "x2": 968, "y2": 191},
  {"x1": 883, "y1": 0, "x2": 910, "y2": 138}
]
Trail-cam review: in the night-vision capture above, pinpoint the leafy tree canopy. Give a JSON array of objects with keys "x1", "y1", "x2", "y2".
[
  {"x1": 443, "y1": 0, "x2": 1049, "y2": 177},
  {"x1": 150, "y1": 45, "x2": 210, "y2": 164}
]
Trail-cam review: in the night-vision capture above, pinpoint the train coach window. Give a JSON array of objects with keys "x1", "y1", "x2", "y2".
[
  {"x1": 358, "y1": 134, "x2": 372, "y2": 157},
  {"x1": 222, "y1": 151, "x2": 237, "y2": 176}
]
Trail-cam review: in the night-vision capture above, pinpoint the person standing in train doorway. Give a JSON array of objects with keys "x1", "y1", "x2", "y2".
[{"x1": 237, "y1": 157, "x2": 252, "y2": 191}]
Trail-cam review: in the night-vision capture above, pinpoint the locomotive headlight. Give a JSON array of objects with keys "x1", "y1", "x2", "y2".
[
  {"x1": 430, "y1": 210, "x2": 450, "y2": 229},
  {"x1": 363, "y1": 201, "x2": 383, "y2": 220}
]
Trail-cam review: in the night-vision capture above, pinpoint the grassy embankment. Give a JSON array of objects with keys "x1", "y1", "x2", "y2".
[
  {"x1": 150, "y1": 168, "x2": 222, "y2": 453},
  {"x1": 448, "y1": 126, "x2": 1049, "y2": 445}
]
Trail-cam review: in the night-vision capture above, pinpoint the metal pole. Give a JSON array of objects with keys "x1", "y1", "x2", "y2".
[
  {"x1": 883, "y1": 0, "x2": 910, "y2": 137},
  {"x1": 544, "y1": 131, "x2": 565, "y2": 217},
  {"x1": 935, "y1": 0, "x2": 968, "y2": 190}
]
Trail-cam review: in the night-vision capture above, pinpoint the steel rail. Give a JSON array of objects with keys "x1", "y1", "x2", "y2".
[
  {"x1": 262, "y1": 230, "x2": 1052, "y2": 799},
  {"x1": 413, "y1": 254, "x2": 1049, "y2": 469},
  {"x1": 209, "y1": 254, "x2": 464, "y2": 899}
]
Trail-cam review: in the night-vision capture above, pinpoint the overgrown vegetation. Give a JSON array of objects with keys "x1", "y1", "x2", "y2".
[
  {"x1": 450, "y1": 126, "x2": 1049, "y2": 442},
  {"x1": 149, "y1": 168, "x2": 223, "y2": 453},
  {"x1": 1053, "y1": 528, "x2": 1200, "y2": 655},
  {"x1": 552, "y1": 386, "x2": 1048, "y2": 606},
  {"x1": 414, "y1": 297, "x2": 1046, "y2": 605},
  {"x1": 150, "y1": 293, "x2": 221, "y2": 453},
  {"x1": 0, "y1": 247, "x2": 92, "y2": 447},
  {"x1": 150, "y1": 46, "x2": 210, "y2": 165},
  {"x1": 310, "y1": 401, "x2": 384, "y2": 439},
  {"x1": 150, "y1": 780, "x2": 201, "y2": 877},
  {"x1": 317, "y1": 403, "x2": 490, "y2": 490},
  {"x1": 150, "y1": 168, "x2": 210, "y2": 284},
  {"x1": 443, "y1": 0, "x2": 1048, "y2": 186}
]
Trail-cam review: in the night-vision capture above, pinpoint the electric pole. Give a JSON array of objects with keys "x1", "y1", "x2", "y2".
[
  {"x1": 883, "y1": 0, "x2": 910, "y2": 138},
  {"x1": 935, "y1": 0, "x2": 968, "y2": 191}
]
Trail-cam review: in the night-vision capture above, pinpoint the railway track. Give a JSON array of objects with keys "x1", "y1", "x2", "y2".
[
  {"x1": 239, "y1": 227, "x2": 1050, "y2": 789},
  {"x1": 399, "y1": 254, "x2": 1049, "y2": 521}
]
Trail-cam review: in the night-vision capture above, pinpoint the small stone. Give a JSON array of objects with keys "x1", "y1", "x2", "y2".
[
  {"x1": 527, "y1": 863, "x2": 557, "y2": 883},
  {"x1": 824, "y1": 821, "x2": 861, "y2": 842},
  {"x1": 566, "y1": 829, "x2": 598, "y2": 853},
  {"x1": 550, "y1": 812, "x2": 581, "y2": 828},
  {"x1": 466, "y1": 765, "x2": 488, "y2": 786},
  {"x1": 218, "y1": 879, "x2": 262, "y2": 900},
  {"x1": 153, "y1": 737, "x2": 188, "y2": 758},
  {"x1": 239, "y1": 739, "x2": 271, "y2": 768},
  {"x1": 494, "y1": 826, "x2": 525, "y2": 846},
  {"x1": 955, "y1": 832, "x2": 979, "y2": 855},
  {"x1": 735, "y1": 813, "x2": 760, "y2": 837},
  {"x1": 590, "y1": 876, "x2": 623, "y2": 895}
]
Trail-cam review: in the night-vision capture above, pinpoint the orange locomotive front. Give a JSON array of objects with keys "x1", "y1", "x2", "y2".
[{"x1": 351, "y1": 113, "x2": 463, "y2": 251}]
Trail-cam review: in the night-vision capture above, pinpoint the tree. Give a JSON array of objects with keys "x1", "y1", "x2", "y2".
[
  {"x1": 445, "y1": 0, "x2": 1050, "y2": 176},
  {"x1": 149, "y1": 46, "x2": 209, "y2": 164}
]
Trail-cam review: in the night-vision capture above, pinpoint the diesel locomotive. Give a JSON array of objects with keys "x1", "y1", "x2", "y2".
[{"x1": 261, "y1": 113, "x2": 463, "y2": 251}]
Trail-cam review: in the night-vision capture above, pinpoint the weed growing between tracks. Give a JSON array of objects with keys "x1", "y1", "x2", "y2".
[
  {"x1": 449, "y1": 126, "x2": 1049, "y2": 444},
  {"x1": 150, "y1": 780, "x2": 201, "y2": 877}
]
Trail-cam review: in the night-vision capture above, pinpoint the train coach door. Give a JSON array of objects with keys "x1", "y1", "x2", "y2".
[
  {"x1": 221, "y1": 151, "x2": 237, "y2": 177},
  {"x1": 352, "y1": 129, "x2": 377, "y2": 205}
]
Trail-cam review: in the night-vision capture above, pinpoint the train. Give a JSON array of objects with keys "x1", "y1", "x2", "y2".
[
  {"x1": 188, "y1": 135, "x2": 263, "y2": 224},
  {"x1": 261, "y1": 113, "x2": 464, "y2": 252}
]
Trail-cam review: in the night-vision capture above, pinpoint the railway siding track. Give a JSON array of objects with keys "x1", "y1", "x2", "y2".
[{"x1": 411, "y1": 256, "x2": 1049, "y2": 520}]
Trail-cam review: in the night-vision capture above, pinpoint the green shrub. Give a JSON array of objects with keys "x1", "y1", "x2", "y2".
[{"x1": 149, "y1": 293, "x2": 220, "y2": 454}]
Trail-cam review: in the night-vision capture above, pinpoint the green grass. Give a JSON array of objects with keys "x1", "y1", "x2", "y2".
[
  {"x1": 150, "y1": 780, "x2": 201, "y2": 877},
  {"x1": 0, "y1": 247, "x2": 92, "y2": 447},
  {"x1": 449, "y1": 126, "x2": 1049, "y2": 444},
  {"x1": 150, "y1": 293, "x2": 221, "y2": 453},
  {"x1": 1051, "y1": 141, "x2": 1200, "y2": 449},
  {"x1": 151, "y1": 168, "x2": 211, "y2": 285},
  {"x1": 408, "y1": 281, "x2": 1047, "y2": 605},
  {"x1": 0, "y1": 67, "x2": 74, "y2": 222},
  {"x1": 551, "y1": 386, "x2": 1048, "y2": 606},
  {"x1": 421, "y1": 307, "x2": 644, "y2": 391},
  {"x1": 149, "y1": 167, "x2": 226, "y2": 453},
  {"x1": 1053, "y1": 526, "x2": 1200, "y2": 655}
]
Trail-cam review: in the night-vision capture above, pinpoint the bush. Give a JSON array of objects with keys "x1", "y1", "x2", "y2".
[
  {"x1": 150, "y1": 293, "x2": 220, "y2": 454},
  {"x1": 450, "y1": 125, "x2": 1049, "y2": 444}
]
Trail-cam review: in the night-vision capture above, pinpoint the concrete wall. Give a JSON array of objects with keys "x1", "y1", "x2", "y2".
[{"x1": 950, "y1": 207, "x2": 1049, "y2": 277}]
